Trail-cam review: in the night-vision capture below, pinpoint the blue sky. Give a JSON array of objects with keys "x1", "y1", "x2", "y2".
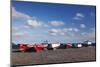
[{"x1": 12, "y1": 1, "x2": 96, "y2": 44}]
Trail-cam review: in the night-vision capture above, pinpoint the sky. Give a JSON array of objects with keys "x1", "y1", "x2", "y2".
[{"x1": 12, "y1": 1, "x2": 96, "y2": 44}]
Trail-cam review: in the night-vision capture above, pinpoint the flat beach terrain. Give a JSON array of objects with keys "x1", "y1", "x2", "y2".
[{"x1": 11, "y1": 46, "x2": 96, "y2": 66}]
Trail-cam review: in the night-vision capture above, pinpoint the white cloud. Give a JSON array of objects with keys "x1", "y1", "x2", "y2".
[
  {"x1": 63, "y1": 28, "x2": 79, "y2": 32},
  {"x1": 50, "y1": 33, "x2": 57, "y2": 36},
  {"x1": 73, "y1": 13, "x2": 84, "y2": 20},
  {"x1": 12, "y1": 7, "x2": 31, "y2": 20},
  {"x1": 63, "y1": 28, "x2": 73, "y2": 32},
  {"x1": 12, "y1": 26, "x2": 29, "y2": 37},
  {"x1": 80, "y1": 24, "x2": 86, "y2": 28},
  {"x1": 13, "y1": 25, "x2": 30, "y2": 30},
  {"x1": 49, "y1": 21, "x2": 64, "y2": 26},
  {"x1": 12, "y1": 32, "x2": 24, "y2": 36},
  {"x1": 73, "y1": 17, "x2": 81, "y2": 20},
  {"x1": 49, "y1": 28, "x2": 64, "y2": 36},
  {"x1": 27, "y1": 19, "x2": 42, "y2": 28},
  {"x1": 12, "y1": 27, "x2": 19, "y2": 32},
  {"x1": 49, "y1": 27, "x2": 79, "y2": 36},
  {"x1": 49, "y1": 29, "x2": 60, "y2": 33},
  {"x1": 76, "y1": 13, "x2": 84, "y2": 18},
  {"x1": 12, "y1": 31, "x2": 29, "y2": 37},
  {"x1": 23, "y1": 25, "x2": 30, "y2": 28},
  {"x1": 68, "y1": 28, "x2": 73, "y2": 31},
  {"x1": 12, "y1": 7, "x2": 50, "y2": 29},
  {"x1": 60, "y1": 32, "x2": 65, "y2": 35},
  {"x1": 81, "y1": 30, "x2": 95, "y2": 42},
  {"x1": 73, "y1": 28, "x2": 79, "y2": 32}
]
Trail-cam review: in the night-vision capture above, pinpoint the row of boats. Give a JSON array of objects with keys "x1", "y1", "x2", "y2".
[{"x1": 12, "y1": 40, "x2": 96, "y2": 52}]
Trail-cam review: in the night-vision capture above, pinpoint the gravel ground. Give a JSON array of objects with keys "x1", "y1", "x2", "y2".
[{"x1": 11, "y1": 46, "x2": 96, "y2": 66}]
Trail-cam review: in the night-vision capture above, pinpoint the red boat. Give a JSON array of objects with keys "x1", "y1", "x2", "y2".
[
  {"x1": 66, "y1": 43, "x2": 72, "y2": 48},
  {"x1": 19, "y1": 43, "x2": 47, "y2": 52}
]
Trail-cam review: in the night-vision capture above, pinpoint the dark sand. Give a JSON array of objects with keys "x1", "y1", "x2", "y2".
[{"x1": 11, "y1": 46, "x2": 96, "y2": 66}]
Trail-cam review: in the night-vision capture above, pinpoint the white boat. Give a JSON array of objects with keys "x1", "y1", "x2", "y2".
[
  {"x1": 47, "y1": 43, "x2": 60, "y2": 50},
  {"x1": 77, "y1": 43, "x2": 82, "y2": 48}
]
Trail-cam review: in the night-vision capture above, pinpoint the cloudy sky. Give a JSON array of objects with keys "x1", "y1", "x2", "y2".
[{"x1": 12, "y1": 1, "x2": 96, "y2": 44}]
